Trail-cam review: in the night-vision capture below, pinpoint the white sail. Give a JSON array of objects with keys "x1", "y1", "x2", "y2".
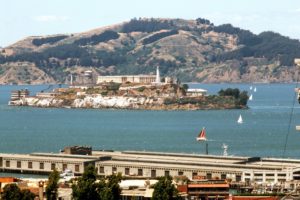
[
  {"x1": 249, "y1": 94, "x2": 253, "y2": 101},
  {"x1": 254, "y1": 87, "x2": 257, "y2": 92},
  {"x1": 237, "y1": 114, "x2": 243, "y2": 124},
  {"x1": 250, "y1": 86, "x2": 253, "y2": 90}
]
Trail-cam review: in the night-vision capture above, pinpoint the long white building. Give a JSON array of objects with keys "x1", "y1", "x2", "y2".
[{"x1": 1, "y1": 150, "x2": 300, "y2": 184}]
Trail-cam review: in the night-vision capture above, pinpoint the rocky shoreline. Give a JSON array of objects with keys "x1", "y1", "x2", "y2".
[{"x1": 8, "y1": 83, "x2": 248, "y2": 110}]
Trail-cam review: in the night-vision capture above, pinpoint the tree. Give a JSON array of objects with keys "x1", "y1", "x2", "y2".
[
  {"x1": 105, "y1": 173, "x2": 122, "y2": 200},
  {"x1": 1, "y1": 184, "x2": 35, "y2": 200},
  {"x1": 1, "y1": 184, "x2": 22, "y2": 200},
  {"x1": 46, "y1": 168, "x2": 60, "y2": 200},
  {"x1": 152, "y1": 176, "x2": 180, "y2": 200},
  {"x1": 182, "y1": 84, "x2": 189, "y2": 91},
  {"x1": 72, "y1": 165, "x2": 122, "y2": 200},
  {"x1": 72, "y1": 164, "x2": 99, "y2": 200},
  {"x1": 237, "y1": 91, "x2": 249, "y2": 106},
  {"x1": 20, "y1": 189, "x2": 36, "y2": 200}
]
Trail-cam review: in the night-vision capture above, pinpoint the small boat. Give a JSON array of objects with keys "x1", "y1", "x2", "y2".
[
  {"x1": 196, "y1": 127, "x2": 207, "y2": 141},
  {"x1": 237, "y1": 114, "x2": 243, "y2": 124},
  {"x1": 250, "y1": 86, "x2": 253, "y2": 90},
  {"x1": 249, "y1": 94, "x2": 253, "y2": 101},
  {"x1": 254, "y1": 87, "x2": 257, "y2": 92}
]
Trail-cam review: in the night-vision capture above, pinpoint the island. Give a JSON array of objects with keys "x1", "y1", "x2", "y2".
[{"x1": 8, "y1": 68, "x2": 248, "y2": 110}]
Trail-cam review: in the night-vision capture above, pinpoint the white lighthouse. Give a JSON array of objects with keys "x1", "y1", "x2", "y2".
[{"x1": 155, "y1": 66, "x2": 161, "y2": 84}]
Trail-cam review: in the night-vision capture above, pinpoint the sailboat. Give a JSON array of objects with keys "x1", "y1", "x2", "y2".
[
  {"x1": 196, "y1": 127, "x2": 207, "y2": 141},
  {"x1": 250, "y1": 86, "x2": 253, "y2": 90},
  {"x1": 249, "y1": 94, "x2": 253, "y2": 101},
  {"x1": 254, "y1": 87, "x2": 257, "y2": 92},
  {"x1": 237, "y1": 114, "x2": 243, "y2": 124}
]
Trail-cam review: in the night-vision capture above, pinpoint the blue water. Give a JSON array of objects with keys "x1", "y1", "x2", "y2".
[{"x1": 1, "y1": 83, "x2": 300, "y2": 158}]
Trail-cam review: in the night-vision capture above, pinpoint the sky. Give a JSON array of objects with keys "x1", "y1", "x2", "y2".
[{"x1": 1, "y1": 0, "x2": 300, "y2": 47}]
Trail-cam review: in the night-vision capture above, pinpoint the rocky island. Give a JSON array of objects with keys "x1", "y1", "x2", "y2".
[{"x1": 8, "y1": 75, "x2": 248, "y2": 110}]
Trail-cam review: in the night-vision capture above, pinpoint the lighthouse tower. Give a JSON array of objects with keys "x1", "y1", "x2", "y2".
[{"x1": 155, "y1": 66, "x2": 161, "y2": 84}]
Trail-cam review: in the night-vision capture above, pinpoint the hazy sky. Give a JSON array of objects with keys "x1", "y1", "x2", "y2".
[{"x1": 1, "y1": 0, "x2": 300, "y2": 47}]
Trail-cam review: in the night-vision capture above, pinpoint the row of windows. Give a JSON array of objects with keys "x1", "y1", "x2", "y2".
[
  {"x1": 245, "y1": 173, "x2": 286, "y2": 177},
  {"x1": 5, "y1": 161, "x2": 80, "y2": 172},
  {"x1": 98, "y1": 166, "x2": 240, "y2": 180},
  {"x1": 99, "y1": 165, "x2": 241, "y2": 176}
]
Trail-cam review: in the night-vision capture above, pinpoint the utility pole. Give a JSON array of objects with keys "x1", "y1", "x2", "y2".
[{"x1": 294, "y1": 58, "x2": 300, "y2": 131}]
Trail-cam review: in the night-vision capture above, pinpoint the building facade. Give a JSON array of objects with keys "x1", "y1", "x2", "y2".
[
  {"x1": 1, "y1": 150, "x2": 300, "y2": 186},
  {"x1": 97, "y1": 75, "x2": 157, "y2": 84}
]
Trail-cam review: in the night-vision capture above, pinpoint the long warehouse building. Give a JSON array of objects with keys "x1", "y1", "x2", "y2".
[{"x1": 1, "y1": 150, "x2": 300, "y2": 184}]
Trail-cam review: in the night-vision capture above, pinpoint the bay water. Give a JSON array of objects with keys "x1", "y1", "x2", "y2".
[{"x1": 1, "y1": 83, "x2": 300, "y2": 159}]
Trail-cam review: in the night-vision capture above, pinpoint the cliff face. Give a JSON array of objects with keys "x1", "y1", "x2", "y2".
[{"x1": 9, "y1": 94, "x2": 244, "y2": 110}]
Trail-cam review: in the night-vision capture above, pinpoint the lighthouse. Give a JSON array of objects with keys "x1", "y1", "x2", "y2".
[{"x1": 155, "y1": 66, "x2": 161, "y2": 84}]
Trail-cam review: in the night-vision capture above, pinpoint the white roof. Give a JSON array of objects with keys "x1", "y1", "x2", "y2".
[
  {"x1": 120, "y1": 179, "x2": 158, "y2": 188},
  {"x1": 187, "y1": 88, "x2": 207, "y2": 93}
]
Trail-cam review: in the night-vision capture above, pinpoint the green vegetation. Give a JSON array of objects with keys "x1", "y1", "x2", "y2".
[
  {"x1": 163, "y1": 87, "x2": 248, "y2": 108},
  {"x1": 218, "y1": 88, "x2": 248, "y2": 106},
  {"x1": 1, "y1": 184, "x2": 35, "y2": 200},
  {"x1": 213, "y1": 24, "x2": 300, "y2": 66},
  {"x1": 107, "y1": 82, "x2": 121, "y2": 91},
  {"x1": 74, "y1": 30, "x2": 119, "y2": 46},
  {"x1": 32, "y1": 35, "x2": 68, "y2": 46},
  {"x1": 121, "y1": 18, "x2": 174, "y2": 33},
  {"x1": 45, "y1": 169, "x2": 60, "y2": 200},
  {"x1": 152, "y1": 176, "x2": 181, "y2": 200},
  {"x1": 142, "y1": 29, "x2": 178, "y2": 45},
  {"x1": 196, "y1": 18, "x2": 213, "y2": 25},
  {"x1": 72, "y1": 164, "x2": 122, "y2": 200}
]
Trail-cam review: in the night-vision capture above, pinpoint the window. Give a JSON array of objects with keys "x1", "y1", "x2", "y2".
[
  {"x1": 151, "y1": 170, "x2": 156, "y2": 178},
  {"x1": 99, "y1": 166, "x2": 104, "y2": 173},
  {"x1": 40, "y1": 162, "x2": 44, "y2": 169},
  {"x1": 236, "y1": 175, "x2": 242, "y2": 182},
  {"x1": 221, "y1": 174, "x2": 227, "y2": 180},
  {"x1": 63, "y1": 164, "x2": 67, "y2": 171},
  {"x1": 51, "y1": 163, "x2": 55, "y2": 170},
  {"x1": 75, "y1": 165, "x2": 80, "y2": 172},
  {"x1": 178, "y1": 171, "x2": 184, "y2": 176},
  {"x1": 138, "y1": 168, "x2": 143, "y2": 176},
  {"x1": 278, "y1": 174, "x2": 286, "y2": 177},
  {"x1": 17, "y1": 161, "x2": 21, "y2": 168},
  {"x1": 165, "y1": 171, "x2": 170, "y2": 177},
  {"x1": 266, "y1": 174, "x2": 274, "y2": 177},
  {"x1": 206, "y1": 173, "x2": 212, "y2": 179},
  {"x1": 192, "y1": 172, "x2": 198, "y2": 178},
  {"x1": 28, "y1": 162, "x2": 32, "y2": 169},
  {"x1": 125, "y1": 168, "x2": 130, "y2": 175},
  {"x1": 6, "y1": 160, "x2": 10, "y2": 167},
  {"x1": 112, "y1": 167, "x2": 117, "y2": 173}
]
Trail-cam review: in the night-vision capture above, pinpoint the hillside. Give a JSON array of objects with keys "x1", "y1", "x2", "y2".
[{"x1": 1, "y1": 18, "x2": 300, "y2": 84}]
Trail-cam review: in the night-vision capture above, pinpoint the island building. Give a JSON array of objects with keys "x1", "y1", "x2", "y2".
[
  {"x1": 186, "y1": 88, "x2": 208, "y2": 97},
  {"x1": 96, "y1": 66, "x2": 168, "y2": 84},
  {"x1": 10, "y1": 89, "x2": 29, "y2": 100}
]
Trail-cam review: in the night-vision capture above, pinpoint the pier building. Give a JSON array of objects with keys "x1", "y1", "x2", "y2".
[{"x1": 2, "y1": 150, "x2": 300, "y2": 186}]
